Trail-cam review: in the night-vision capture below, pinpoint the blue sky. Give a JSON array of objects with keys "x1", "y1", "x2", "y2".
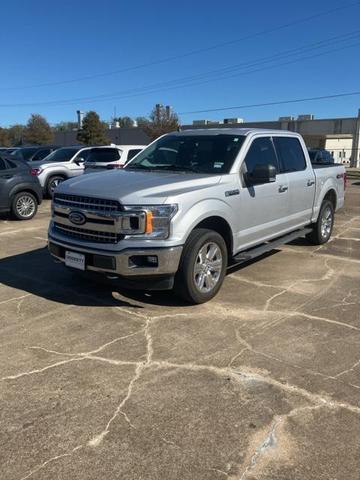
[{"x1": 1, "y1": 0, "x2": 360, "y2": 126}]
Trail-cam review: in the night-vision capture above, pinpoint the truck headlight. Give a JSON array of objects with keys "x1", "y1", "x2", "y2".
[{"x1": 122, "y1": 204, "x2": 178, "y2": 239}]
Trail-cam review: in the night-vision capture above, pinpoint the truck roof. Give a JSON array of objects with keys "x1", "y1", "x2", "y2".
[{"x1": 176, "y1": 128, "x2": 301, "y2": 137}]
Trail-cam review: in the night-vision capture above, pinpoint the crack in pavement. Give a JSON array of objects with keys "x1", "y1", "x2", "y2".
[
  {"x1": 9, "y1": 348, "x2": 360, "y2": 479},
  {"x1": 237, "y1": 403, "x2": 329, "y2": 480},
  {"x1": 0, "y1": 294, "x2": 31, "y2": 306},
  {"x1": 334, "y1": 357, "x2": 360, "y2": 379},
  {"x1": 18, "y1": 445, "x2": 83, "y2": 480},
  {"x1": 88, "y1": 316, "x2": 153, "y2": 447}
]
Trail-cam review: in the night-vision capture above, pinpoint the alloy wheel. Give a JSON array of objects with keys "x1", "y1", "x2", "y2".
[
  {"x1": 321, "y1": 206, "x2": 333, "y2": 239},
  {"x1": 16, "y1": 195, "x2": 36, "y2": 218},
  {"x1": 193, "y1": 242, "x2": 223, "y2": 293}
]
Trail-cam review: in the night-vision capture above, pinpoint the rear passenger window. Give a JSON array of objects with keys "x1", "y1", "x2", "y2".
[
  {"x1": 86, "y1": 148, "x2": 121, "y2": 162},
  {"x1": 243, "y1": 137, "x2": 278, "y2": 175},
  {"x1": 274, "y1": 137, "x2": 306, "y2": 173}
]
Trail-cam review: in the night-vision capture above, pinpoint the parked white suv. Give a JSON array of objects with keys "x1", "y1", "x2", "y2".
[
  {"x1": 84, "y1": 145, "x2": 146, "y2": 172},
  {"x1": 31, "y1": 145, "x2": 145, "y2": 197}
]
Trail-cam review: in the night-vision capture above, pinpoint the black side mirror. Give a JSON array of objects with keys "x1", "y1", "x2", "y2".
[
  {"x1": 247, "y1": 163, "x2": 276, "y2": 184},
  {"x1": 74, "y1": 157, "x2": 85, "y2": 165}
]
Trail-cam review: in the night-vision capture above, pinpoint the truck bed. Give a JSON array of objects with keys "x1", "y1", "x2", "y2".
[{"x1": 312, "y1": 162, "x2": 345, "y2": 214}]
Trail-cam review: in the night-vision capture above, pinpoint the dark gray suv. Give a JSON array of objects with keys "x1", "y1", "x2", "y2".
[{"x1": 0, "y1": 155, "x2": 43, "y2": 220}]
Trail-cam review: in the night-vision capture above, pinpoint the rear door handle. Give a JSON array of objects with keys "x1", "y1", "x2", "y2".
[
  {"x1": 307, "y1": 179, "x2": 315, "y2": 186},
  {"x1": 278, "y1": 185, "x2": 288, "y2": 193}
]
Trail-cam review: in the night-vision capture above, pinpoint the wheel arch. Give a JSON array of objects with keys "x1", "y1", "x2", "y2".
[
  {"x1": 46, "y1": 172, "x2": 68, "y2": 184},
  {"x1": 9, "y1": 185, "x2": 41, "y2": 204},
  {"x1": 323, "y1": 188, "x2": 337, "y2": 210},
  {"x1": 192, "y1": 216, "x2": 233, "y2": 258}
]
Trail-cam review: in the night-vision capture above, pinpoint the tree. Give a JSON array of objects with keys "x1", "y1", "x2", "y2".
[
  {"x1": 54, "y1": 121, "x2": 78, "y2": 132},
  {"x1": 23, "y1": 114, "x2": 54, "y2": 145},
  {"x1": 115, "y1": 116, "x2": 134, "y2": 128},
  {"x1": 135, "y1": 116, "x2": 150, "y2": 128},
  {"x1": 141, "y1": 104, "x2": 179, "y2": 140},
  {"x1": 8, "y1": 124, "x2": 25, "y2": 146},
  {"x1": 0, "y1": 127, "x2": 10, "y2": 147},
  {"x1": 77, "y1": 111, "x2": 109, "y2": 145}
]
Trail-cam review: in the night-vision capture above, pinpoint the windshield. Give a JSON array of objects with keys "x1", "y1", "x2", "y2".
[
  {"x1": 126, "y1": 134, "x2": 245, "y2": 174},
  {"x1": 44, "y1": 147, "x2": 81, "y2": 162}
]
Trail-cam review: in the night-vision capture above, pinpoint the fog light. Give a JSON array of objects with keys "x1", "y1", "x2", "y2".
[{"x1": 146, "y1": 255, "x2": 158, "y2": 265}]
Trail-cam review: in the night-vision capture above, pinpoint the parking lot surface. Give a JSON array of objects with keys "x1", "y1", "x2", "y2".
[{"x1": 1, "y1": 181, "x2": 360, "y2": 480}]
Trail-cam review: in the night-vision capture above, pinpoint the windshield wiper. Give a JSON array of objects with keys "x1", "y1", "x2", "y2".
[
  {"x1": 126, "y1": 164, "x2": 199, "y2": 173},
  {"x1": 155, "y1": 164, "x2": 199, "y2": 172},
  {"x1": 126, "y1": 164, "x2": 152, "y2": 170}
]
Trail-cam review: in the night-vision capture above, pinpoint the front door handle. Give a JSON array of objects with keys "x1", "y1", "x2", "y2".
[
  {"x1": 307, "y1": 179, "x2": 315, "y2": 186},
  {"x1": 278, "y1": 185, "x2": 288, "y2": 193}
]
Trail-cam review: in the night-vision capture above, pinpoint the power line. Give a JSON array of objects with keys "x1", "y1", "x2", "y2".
[
  {"x1": 1, "y1": 32, "x2": 360, "y2": 108},
  {"x1": 1, "y1": 0, "x2": 360, "y2": 91},
  {"x1": 178, "y1": 91, "x2": 360, "y2": 115}
]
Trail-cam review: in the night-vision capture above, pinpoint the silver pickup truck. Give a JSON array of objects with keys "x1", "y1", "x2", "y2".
[{"x1": 48, "y1": 128, "x2": 346, "y2": 304}]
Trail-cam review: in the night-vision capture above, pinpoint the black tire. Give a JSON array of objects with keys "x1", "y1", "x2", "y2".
[
  {"x1": 174, "y1": 228, "x2": 228, "y2": 304},
  {"x1": 306, "y1": 199, "x2": 334, "y2": 245},
  {"x1": 11, "y1": 192, "x2": 38, "y2": 220},
  {"x1": 46, "y1": 175, "x2": 65, "y2": 197}
]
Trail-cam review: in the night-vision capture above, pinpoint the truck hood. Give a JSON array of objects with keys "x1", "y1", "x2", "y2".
[{"x1": 56, "y1": 169, "x2": 222, "y2": 204}]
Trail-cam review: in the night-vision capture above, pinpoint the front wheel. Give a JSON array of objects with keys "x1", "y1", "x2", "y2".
[
  {"x1": 174, "y1": 228, "x2": 228, "y2": 304},
  {"x1": 306, "y1": 199, "x2": 334, "y2": 245},
  {"x1": 46, "y1": 175, "x2": 65, "y2": 197},
  {"x1": 11, "y1": 192, "x2": 38, "y2": 220}
]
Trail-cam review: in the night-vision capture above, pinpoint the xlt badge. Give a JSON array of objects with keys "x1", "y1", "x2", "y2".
[{"x1": 225, "y1": 189, "x2": 240, "y2": 197}]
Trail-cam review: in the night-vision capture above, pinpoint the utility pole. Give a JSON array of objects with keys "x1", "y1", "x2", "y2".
[{"x1": 351, "y1": 109, "x2": 360, "y2": 167}]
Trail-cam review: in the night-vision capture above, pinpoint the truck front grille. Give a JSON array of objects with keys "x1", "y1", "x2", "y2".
[
  {"x1": 53, "y1": 223, "x2": 121, "y2": 244},
  {"x1": 54, "y1": 193, "x2": 121, "y2": 213}
]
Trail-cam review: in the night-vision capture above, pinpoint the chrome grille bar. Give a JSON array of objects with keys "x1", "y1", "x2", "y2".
[
  {"x1": 54, "y1": 193, "x2": 121, "y2": 213},
  {"x1": 54, "y1": 223, "x2": 121, "y2": 244}
]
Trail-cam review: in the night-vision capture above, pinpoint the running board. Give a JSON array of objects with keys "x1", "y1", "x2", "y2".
[{"x1": 231, "y1": 227, "x2": 313, "y2": 265}]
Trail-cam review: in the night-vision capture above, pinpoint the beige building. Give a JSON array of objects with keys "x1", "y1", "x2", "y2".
[{"x1": 184, "y1": 109, "x2": 360, "y2": 167}]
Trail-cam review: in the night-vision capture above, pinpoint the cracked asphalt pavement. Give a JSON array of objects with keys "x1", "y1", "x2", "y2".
[{"x1": 1, "y1": 181, "x2": 360, "y2": 480}]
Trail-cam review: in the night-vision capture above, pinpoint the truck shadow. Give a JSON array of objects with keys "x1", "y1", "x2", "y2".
[
  {"x1": 0, "y1": 246, "x2": 292, "y2": 308},
  {"x1": 0, "y1": 247, "x2": 144, "y2": 309}
]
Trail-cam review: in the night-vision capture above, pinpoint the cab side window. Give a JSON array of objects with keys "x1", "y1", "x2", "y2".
[
  {"x1": 243, "y1": 137, "x2": 278, "y2": 175},
  {"x1": 273, "y1": 137, "x2": 306, "y2": 173}
]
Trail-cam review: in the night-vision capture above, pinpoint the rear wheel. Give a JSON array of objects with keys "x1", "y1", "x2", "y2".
[
  {"x1": 174, "y1": 228, "x2": 227, "y2": 304},
  {"x1": 11, "y1": 192, "x2": 38, "y2": 220},
  {"x1": 46, "y1": 175, "x2": 65, "y2": 197},
  {"x1": 306, "y1": 199, "x2": 334, "y2": 245}
]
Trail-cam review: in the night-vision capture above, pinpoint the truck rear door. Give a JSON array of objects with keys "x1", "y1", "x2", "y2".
[{"x1": 273, "y1": 136, "x2": 315, "y2": 229}]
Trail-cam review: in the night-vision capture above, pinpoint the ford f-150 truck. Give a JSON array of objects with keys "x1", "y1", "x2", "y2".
[{"x1": 48, "y1": 129, "x2": 346, "y2": 304}]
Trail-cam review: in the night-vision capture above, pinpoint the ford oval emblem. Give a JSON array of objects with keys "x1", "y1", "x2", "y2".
[{"x1": 69, "y1": 211, "x2": 86, "y2": 226}]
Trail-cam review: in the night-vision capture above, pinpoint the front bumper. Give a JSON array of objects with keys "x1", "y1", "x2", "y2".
[{"x1": 48, "y1": 237, "x2": 183, "y2": 277}]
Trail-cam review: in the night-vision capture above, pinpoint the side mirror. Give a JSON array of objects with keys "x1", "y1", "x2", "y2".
[
  {"x1": 247, "y1": 163, "x2": 276, "y2": 184},
  {"x1": 74, "y1": 157, "x2": 85, "y2": 165}
]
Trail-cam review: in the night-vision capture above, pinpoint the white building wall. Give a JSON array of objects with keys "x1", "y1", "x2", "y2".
[{"x1": 325, "y1": 137, "x2": 352, "y2": 165}]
